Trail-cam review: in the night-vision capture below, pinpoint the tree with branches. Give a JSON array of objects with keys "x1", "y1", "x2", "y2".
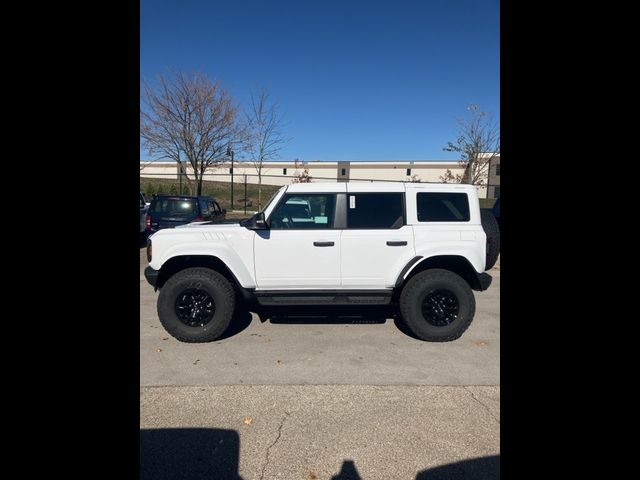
[
  {"x1": 440, "y1": 104, "x2": 500, "y2": 185},
  {"x1": 140, "y1": 72, "x2": 243, "y2": 195},
  {"x1": 244, "y1": 89, "x2": 288, "y2": 209}
]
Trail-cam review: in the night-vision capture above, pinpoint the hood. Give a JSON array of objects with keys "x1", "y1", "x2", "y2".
[
  {"x1": 147, "y1": 220, "x2": 254, "y2": 272},
  {"x1": 151, "y1": 222, "x2": 245, "y2": 241},
  {"x1": 175, "y1": 220, "x2": 241, "y2": 229}
]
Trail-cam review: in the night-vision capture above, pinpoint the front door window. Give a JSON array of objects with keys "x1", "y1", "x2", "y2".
[{"x1": 269, "y1": 194, "x2": 336, "y2": 229}]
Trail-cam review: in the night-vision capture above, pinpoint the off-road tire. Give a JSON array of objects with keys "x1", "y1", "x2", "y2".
[
  {"x1": 480, "y1": 209, "x2": 500, "y2": 270},
  {"x1": 157, "y1": 267, "x2": 235, "y2": 343},
  {"x1": 399, "y1": 269, "x2": 476, "y2": 342}
]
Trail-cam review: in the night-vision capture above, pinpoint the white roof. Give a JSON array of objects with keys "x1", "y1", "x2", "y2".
[
  {"x1": 286, "y1": 183, "x2": 346, "y2": 193},
  {"x1": 285, "y1": 182, "x2": 478, "y2": 193}
]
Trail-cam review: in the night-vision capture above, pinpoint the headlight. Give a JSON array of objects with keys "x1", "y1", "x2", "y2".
[{"x1": 146, "y1": 238, "x2": 152, "y2": 263}]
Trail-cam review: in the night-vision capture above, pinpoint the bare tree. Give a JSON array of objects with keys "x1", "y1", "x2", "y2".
[
  {"x1": 291, "y1": 159, "x2": 312, "y2": 183},
  {"x1": 244, "y1": 89, "x2": 288, "y2": 209},
  {"x1": 139, "y1": 159, "x2": 160, "y2": 171},
  {"x1": 140, "y1": 72, "x2": 242, "y2": 195},
  {"x1": 440, "y1": 104, "x2": 500, "y2": 185}
]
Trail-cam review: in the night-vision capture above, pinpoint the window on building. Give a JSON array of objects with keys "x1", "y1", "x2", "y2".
[
  {"x1": 269, "y1": 194, "x2": 336, "y2": 229},
  {"x1": 229, "y1": 168, "x2": 233, "y2": 174},
  {"x1": 347, "y1": 193, "x2": 404, "y2": 229},
  {"x1": 494, "y1": 187, "x2": 500, "y2": 199},
  {"x1": 406, "y1": 168, "x2": 411, "y2": 176},
  {"x1": 283, "y1": 168, "x2": 287, "y2": 175},
  {"x1": 341, "y1": 168, "x2": 346, "y2": 176},
  {"x1": 416, "y1": 192, "x2": 470, "y2": 222},
  {"x1": 495, "y1": 164, "x2": 500, "y2": 176}
]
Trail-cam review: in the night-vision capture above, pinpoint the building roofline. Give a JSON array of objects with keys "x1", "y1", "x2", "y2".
[{"x1": 140, "y1": 160, "x2": 464, "y2": 165}]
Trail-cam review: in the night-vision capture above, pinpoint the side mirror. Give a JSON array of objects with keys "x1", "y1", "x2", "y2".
[{"x1": 242, "y1": 211, "x2": 268, "y2": 230}]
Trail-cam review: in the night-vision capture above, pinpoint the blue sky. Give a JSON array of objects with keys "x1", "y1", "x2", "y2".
[{"x1": 141, "y1": 0, "x2": 499, "y2": 161}]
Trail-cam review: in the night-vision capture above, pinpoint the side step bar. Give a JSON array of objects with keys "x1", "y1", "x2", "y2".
[{"x1": 254, "y1": 290, "x2": 393, "y2": 306}]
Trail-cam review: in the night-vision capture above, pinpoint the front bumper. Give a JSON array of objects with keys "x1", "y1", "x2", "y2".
[{"x1": 144, "y1": 266, "x2": 159, "y2": 288}]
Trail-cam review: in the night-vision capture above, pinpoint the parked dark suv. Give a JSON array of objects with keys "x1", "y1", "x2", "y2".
[
  {"x1": 146, "y1": 194, "x2": 226, "y2": 233},
  {"x1": 492, "y1": 196, "x2": 500, "y2": 229},
  {"x1": 140, "y1": 192, "x2": 149, "y2": 239}
]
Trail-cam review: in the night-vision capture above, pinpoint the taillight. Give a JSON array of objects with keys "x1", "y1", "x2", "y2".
[{"x1": 146, "y1": 214, "x2": 151, "y2": 229}]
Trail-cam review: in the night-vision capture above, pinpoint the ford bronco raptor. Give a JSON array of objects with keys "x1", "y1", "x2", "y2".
[{"x1": 144, "y1": 182, "x2": 497, "y2": 342}]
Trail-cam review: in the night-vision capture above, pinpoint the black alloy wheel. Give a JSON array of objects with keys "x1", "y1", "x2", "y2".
[
  {"x1": 421, "y1": 289, "x2": 460, "y2": 327},
  {"x1": 174, "y1": 289, "x2": 216, "y2": 327}
]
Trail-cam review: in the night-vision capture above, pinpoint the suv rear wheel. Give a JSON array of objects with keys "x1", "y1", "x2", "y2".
[
  {"x1": 399, "y1": 269, "x2": 475, "y2": 342},
  {"x1": 157, "y1": 267, "x2": 235, "y2": 343}
]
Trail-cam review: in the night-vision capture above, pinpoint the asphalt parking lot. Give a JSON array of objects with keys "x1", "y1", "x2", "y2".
[
  {"x1": 140, "y1": 248, "x2": 499, "y2": 386},
  {"x1": 139, "y1": 246, "x2": 500, "y2": 479}
]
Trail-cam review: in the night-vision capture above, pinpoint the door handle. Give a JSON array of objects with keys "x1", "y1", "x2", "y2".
[
  {"x1": 386, "y1": 241, "x2": 407, "y2": 246},
  {"x1": 313, "y1": 241, "x2": 335, "y2": 247}
]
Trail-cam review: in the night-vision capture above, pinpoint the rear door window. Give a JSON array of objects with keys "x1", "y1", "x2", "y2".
[
  {"x1": 346, "y1": 193, "x2": 404, "y2": 229},
  {"x1": 416, "y1": 192, "x2": 470, "y2": 222}
]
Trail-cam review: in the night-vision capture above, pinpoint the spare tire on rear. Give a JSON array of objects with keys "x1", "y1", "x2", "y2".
[{"x1": 480, "y1": 209, "x2": 500, "y2": 270}]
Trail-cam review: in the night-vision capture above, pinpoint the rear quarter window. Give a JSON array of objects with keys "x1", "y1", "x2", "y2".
[
  {"x1": 151, "y1": 198, "x2": 198, "y2": 216},
  {"x1": 416, "y1": 192, "x2": 470, "y2": 222}
]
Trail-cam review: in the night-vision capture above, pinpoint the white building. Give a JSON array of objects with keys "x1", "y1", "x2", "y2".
[{"x1": 140, "y1": 157, "x2": 500, "y2": 198}]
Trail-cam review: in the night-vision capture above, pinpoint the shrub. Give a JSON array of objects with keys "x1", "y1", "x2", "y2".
[{"x1": 145, "y1": 182, "x2": 156, "y2": 198}]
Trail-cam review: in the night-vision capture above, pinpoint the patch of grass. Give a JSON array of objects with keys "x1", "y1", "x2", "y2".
[{"x1": 140, "y1": 177, "x2": 281, "y2": 211}]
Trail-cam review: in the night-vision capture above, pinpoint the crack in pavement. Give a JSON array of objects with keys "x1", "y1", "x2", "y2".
[
  {"x1": 464, "y1": 387, "x2": 500, "y2": 424},
  {"x1": 259, "y1": 411, "x2": 291, "y2": 480}
]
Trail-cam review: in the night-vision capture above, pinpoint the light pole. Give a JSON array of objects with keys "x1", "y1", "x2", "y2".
[{"x1": 226, "y1": 146, "x2": 234, "y2": 210}]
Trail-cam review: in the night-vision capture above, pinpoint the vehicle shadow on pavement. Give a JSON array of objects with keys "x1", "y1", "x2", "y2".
[
  {"x1": 140, "y1": 428, "x2": 243, "y2": 480},
  {"x1": 328, "y1": 455, "x2": 500, "y2": 479},
  {"x1": 219, "y1": 308, "x2": 254, "y2": 340},
  {"x1": 256, "y1": 306, "x2": 423, "y2": 340},
  {"x1": 259, "y1": 306, "x2": 388, "y2": 325},
  {"x1": 140, "y1": 428, "x2": 498, "y2": 480},
  {"x1": 331, "y1": 459, "x2": 363, "y2": 479},
  {"x1": 392, "y1": 316, "x2": 422, "y2": 340},
  {"x1": 415, "y1": 455, "x2": 500, "y2": 479}
]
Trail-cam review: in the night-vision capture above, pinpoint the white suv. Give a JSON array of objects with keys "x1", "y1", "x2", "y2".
[{"x1": 144, "y1": 182, "x2": 496, "y2": 342}]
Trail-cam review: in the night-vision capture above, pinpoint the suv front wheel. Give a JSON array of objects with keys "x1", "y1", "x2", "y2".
[
  {"x1": 157, "y1": 267, "x2": 235, "y2": 343},
  {"x1": 399, "y1": 269, "x2": 476, "y2": 342}
]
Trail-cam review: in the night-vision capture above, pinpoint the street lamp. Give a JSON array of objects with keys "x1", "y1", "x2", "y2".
[{"x1": 226, "y1": 146, "x2": 234, "y2": 210}]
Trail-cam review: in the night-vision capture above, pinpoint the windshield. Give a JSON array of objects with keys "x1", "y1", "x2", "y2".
[
  {"x1": 151, "y1": 198, "x2": 198, "y2": 216},
  {"x1": 260, "y1": 188, "x2": 284, "y2": 213}
]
